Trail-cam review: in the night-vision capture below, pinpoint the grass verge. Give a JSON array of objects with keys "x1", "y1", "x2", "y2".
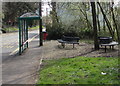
[
  {"x1": 28, "y1": 25, "x2": 39, "y2": 30},
  {"x1": 4, "y1": 27, "x2": 18, "y2": 32},
  {"x1": 3, "y1": 25, "x2": 39, "y2": 32},
  {"x1": 37, "y1": 57, "x2": 119, "y2": 84}
]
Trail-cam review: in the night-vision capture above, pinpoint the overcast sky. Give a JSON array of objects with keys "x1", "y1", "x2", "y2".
[
  {"x1": 42, "y1": 0, "x2": 120, "y2": 16},
  {"x1": 42, "y1": 1, "x2": 51, "y2": 16}
]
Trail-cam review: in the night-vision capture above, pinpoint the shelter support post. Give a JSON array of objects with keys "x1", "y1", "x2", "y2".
[{"x1": 39, "y1": 2, "x2": 43, "y2": 46}]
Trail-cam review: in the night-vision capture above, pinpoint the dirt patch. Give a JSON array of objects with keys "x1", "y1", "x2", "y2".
[{"x1": 41, "y1": 40, "x2": 119, "y2": 60}]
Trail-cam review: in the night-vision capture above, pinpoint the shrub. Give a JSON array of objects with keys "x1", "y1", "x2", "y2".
[
  {"x1": 47, "y1": 23, "x2": 65, "y2": 40},
  {"x1": 46, "y1": 23, "x2": 93, "y2": 40},
  {"x1": 80, "y1": 28, "x2": 94, "y2": 39}
]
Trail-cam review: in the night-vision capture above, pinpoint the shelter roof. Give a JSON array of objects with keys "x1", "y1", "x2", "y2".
[{"x1": 18, "y1": 12, "x2": 40, "y2": 20}]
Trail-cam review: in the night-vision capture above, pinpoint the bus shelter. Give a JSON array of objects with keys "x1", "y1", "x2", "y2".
[{"x1": 18, "y1": 13, "x2": 41, "y2": 55}]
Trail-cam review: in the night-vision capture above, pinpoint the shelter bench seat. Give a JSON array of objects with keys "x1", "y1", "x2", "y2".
[{"x1": 57, "y1": 36, "x2": 80, "y2": 48}]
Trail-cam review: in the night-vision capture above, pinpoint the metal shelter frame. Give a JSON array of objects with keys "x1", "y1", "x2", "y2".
[{"x1": 18, "y1": 16, "x2": 40, "y2": 55}]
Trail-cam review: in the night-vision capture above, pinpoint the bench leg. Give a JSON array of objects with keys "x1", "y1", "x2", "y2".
[
  {"x1": 73, "y1": 44, "x2": 74, "y2": 48},
  {"x1": 61, "y1": 43, "x2": 65, "y2": 48},
  {"x1": 110, "y1": 46, "x2": 112, "y2": 49},
  {"x1": 105, "y1": 46, "x2": 107, "y2": 52},
  {"x1": 112, "y1": 45, "x2": 114, "y2": 50}
]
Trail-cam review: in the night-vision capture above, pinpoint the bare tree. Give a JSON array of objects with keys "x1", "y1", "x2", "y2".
[
  {"x1": 91, "y1": 1, "x2": 99, "y2": 50},
  {"x1": 97, "y1": 2, "x2": 114, "y2": 39},
  {"x1": 110, "y1": 2, "x2": 119, "y2": 41},
  {"x1": 51, "y1": 2, "x2": 59, "y2": 24},
  {"x1": 96, "y1": 3, "x2": 100, "y2": 31},
  {"x1": 77, "y1": 3, "x2": 92, "y2": 30}
]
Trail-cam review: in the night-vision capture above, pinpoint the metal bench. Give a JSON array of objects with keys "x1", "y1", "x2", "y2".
[
  {"x1": 98, "y1": 37, "x2": 119, "y2": 52},
  {"x1": 100, "y1": 41, "x2": 118, "y2": 52},
  {"x1": 57, "y1": 36, "x2": 80, "y2": 48}
]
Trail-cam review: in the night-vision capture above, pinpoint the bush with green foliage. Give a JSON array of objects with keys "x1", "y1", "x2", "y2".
[
  {"x1": 46, "y1": 23, "x2": 65, "y2": 40},
  {"x1": 46, "y1": 23, "x2": 93, "y2": 40},
  {"x1": 79, "y1": 28, "x2": 93, "y2": 39}
]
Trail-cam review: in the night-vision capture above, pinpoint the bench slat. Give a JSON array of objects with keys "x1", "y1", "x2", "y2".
[
  {"x1": 99, "y1": 41, "x2": 118, "y2": 52},
  {"x1": 100, "y1": 41, "x2": 118, "y2": 46},
  {"x1": 57, "y1": 36, "x2": 80, "y2": 48},
  {"x1": 58, "y1": 39, "x2": 79, "y2": 44}
]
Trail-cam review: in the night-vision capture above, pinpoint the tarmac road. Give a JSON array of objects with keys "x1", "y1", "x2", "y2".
[{"x1": 1, "y1": 30, "x2": 39, "y2": 61}]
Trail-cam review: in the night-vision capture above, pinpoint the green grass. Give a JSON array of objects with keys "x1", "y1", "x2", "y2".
[
  {"x1": 37, "y1": 57, "x2": 119, "y2": 84},
  {"x1": 28, "y1": 25, "x2": 39, "y2": 30},
  {"x1": 4, "y1": 27, "x2": 18, "y2": 32},
  {"x1": 3, "y1": 25, "x2": 39, "y2": 32}
]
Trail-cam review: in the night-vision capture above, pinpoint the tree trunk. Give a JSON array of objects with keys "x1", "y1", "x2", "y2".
[
  {"x1": 111, "y1": 2, "x2": 119, "y2": 41},
  {"x1": 78, "y1": 5, "x2": 92, "y2": 29},
  {"x1": 103, "y1": 18, "x2": 106, "y2": 32},
  {"x1": 51, "y1": 2, "x2": 59, "y2": 24},
  {"x1": 91, "y1": 1, "x2": 99, "y2": 50},
  {"x1": 97, "y1": 4, "x2": 100, "y2": 32},
  {"x1": 97, "y1": 2, "x2": 114, "y2": 39}
]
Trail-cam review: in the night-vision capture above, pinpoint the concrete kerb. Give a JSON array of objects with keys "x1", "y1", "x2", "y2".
[{"x1": 34, "y1": 58, "x2": 43, "y2": 83}]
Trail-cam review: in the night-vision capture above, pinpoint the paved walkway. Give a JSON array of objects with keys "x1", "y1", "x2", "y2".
[{"x1": 2, "y1": 37, "x2": 43, "y2": 84}]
